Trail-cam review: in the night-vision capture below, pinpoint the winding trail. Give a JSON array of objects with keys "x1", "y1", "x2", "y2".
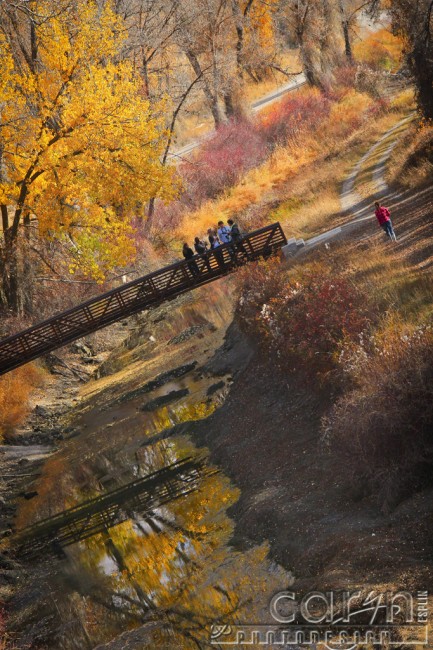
[
  {"x1": 340, "y1": 114, "x2": 414, "y2": 218},
  {"x1": 299, "y1": 112, "x2": 415, "y2": 252}
]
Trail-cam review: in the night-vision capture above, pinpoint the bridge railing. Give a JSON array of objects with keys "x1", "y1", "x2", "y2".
[{"x1": 0, "y1": 222, "x2": 287, "y2": 375}]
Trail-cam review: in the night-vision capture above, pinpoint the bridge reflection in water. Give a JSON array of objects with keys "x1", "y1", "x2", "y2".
[{"x1": 13, "y1": 456, "x2": 216, "y2": 559}]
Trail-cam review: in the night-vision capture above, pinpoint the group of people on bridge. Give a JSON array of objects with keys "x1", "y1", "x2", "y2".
[
  {"x1": 182, "y1": 219, "x2": 246, "y2": 277},
  {"x1": 181, "y1": 202, "x2": 396, "y2": 282}
]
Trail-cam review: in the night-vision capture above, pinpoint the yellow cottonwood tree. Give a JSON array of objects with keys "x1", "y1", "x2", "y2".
[{"x1": 0, "y1": 1, "x2": 178, "y2": 313}]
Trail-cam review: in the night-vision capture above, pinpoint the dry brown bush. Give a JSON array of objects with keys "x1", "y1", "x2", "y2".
[{"x1": 323, "y1": 325, "x2": 433, "y2": 511}]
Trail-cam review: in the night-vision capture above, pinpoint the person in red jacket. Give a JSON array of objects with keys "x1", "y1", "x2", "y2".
[{"x1": 374, "y1": 201, "x2": 396, "y2": 241}]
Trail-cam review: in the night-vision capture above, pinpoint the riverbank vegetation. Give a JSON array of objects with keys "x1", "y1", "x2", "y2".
[
  {"x1": 237, "y1": 216, "x2": 433, "y2": 512},
  {"x1": 0, "y1": 365, "x2": 43, "y2": 442}
]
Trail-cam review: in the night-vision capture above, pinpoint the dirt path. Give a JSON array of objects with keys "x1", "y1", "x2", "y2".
[
  {"x1": 337, "y1": 111, "x2": 433, "y2": 272},
  {"x1": 340, "y1": 114, "x2": 414, "y2": 218},
  {"x1": 169, "y1": 74, "x2": 306, "y2": 160},
  {"x1": 301, "y1": 113, "x2": 422, "y2": 252}
]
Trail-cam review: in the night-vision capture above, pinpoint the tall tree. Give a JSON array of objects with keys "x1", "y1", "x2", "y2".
[
  {"x1": 389, "y1": 0, "x2": 433, "y2": 118},
  {"x1": 280, "y1": 0, "x2": 343, "y2": 89},
  {"x1": 0, "y1": 0, "x2": 177, "y2": 313},
  {"x1": 337, "y1": 0, "x2": 382, "y2": 61}
]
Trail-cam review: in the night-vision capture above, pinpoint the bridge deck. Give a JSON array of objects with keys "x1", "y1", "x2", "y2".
[{"x1": 0, "y1": 222, "x2": 287, "y2": 376}]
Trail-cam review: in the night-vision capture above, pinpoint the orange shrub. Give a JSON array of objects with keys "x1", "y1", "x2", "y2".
[
  {"x1": 354, "y1": 29, "x2": 404, "y2": 72},
  {"x1": 0, "y1": 364, "x2": 44, "y2": 440}
]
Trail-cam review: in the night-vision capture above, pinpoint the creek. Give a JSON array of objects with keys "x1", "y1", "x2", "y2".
[{"x1": 9, "y1": 283, "x2": 288, "y2": 649}]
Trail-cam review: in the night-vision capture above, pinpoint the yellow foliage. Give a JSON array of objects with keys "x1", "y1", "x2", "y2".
[
  {"x1": 246, "y1": 0, "x2": 279, "y2": 52},
  {"x1": 354, "y1": 28, "x2": 404, "y2": 72},
  {"x1": 0, "y1": 364, "x2": 44, "y2": 440},
  {"x1": 390, "y1": 88, "x2": 416, "y2": 111},
  {"x1": 0, "y1": 1, "x2": 178, "y2": 280}
]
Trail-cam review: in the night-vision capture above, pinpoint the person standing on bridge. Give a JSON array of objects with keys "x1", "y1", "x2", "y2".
[
  {"x1": 194, "y1": 236, "x2": 208, "y2": 255},
  {"x1": 217, "y1": 221, "x2": 231, "y2": 245},
  {"x1": 194, "y1": 236, "x2": 212, "y2": 273},
  {"x1": 209, "y1": 232, "x2": 225, "y2": 269},
  {"x1": 228, "y1": 219, "x2": 248, "y2": 260},
  {"x1": 207, "y1": 227, "x2": 219, "y2": 246},
  {"x1": 183, "y1": 243, "x2": 200, "y2": 278},
  {"x1": 374, "y1": 202, "x2": 397, "y2": 241}
]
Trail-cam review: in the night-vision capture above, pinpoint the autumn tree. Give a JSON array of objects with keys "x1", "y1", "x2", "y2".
[
  {"x1": 0, "y1": 0, "x2": 177, "y2": 314},
  {"x1": 337, "y1": 0, "x2": 382, "y2": 61},
  {"x1": 279, "y1": 0, "x2": 343, "y2": 89},
  {"x1": 388, "y1": 0, "x2": 433, "y2": 118},
  {"x1": 105, "y1": 0, "x2": 183, "y2": 101}
]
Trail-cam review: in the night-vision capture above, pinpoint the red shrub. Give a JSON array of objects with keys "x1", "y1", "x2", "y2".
[
  {"x1": 333, "y1": 64, "x2": 357, "y2": 90},
  {"x1": 366, "y1": 97, "x2": 390, "y2": 119},
  {"x1": 237, "y1": 261, "x2": 373, "y2": 376},
  {"x1": 142, "y1": 200, "x2": 187, "y2": 236},
  {"x1": 258, "y1": 92, "x2": 331, "y2": 146},
  {"x1": 180, "y1": 119, "x2": 268, "y2": 206}
]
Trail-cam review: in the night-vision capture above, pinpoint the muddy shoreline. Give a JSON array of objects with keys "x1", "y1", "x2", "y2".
[{"x1": 2, "y1": 280, "x2": 433, "y2": 646}]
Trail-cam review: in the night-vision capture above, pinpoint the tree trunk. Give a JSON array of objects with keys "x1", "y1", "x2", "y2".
[
  {"x1": 231, "y1": 0, "x2": 245, "y2": 75},
  {"x1": 1, "y1": 205, "x2": 8, "y2": 233},
  {"x1": 296, "y1": 2, "x2": 324, "y2": 89},
  {"x1": 103, "y1": 532, "x2": 154, "y2": 612},
  {"x1": 185, "y1": 50, "x2": 224, "y2": 128},
  {"x1": 147, "y1": 197, "x2": 155, "y2": 221},
  {"x1": 338, "y1": 0, "x2": 352, "y2": 60},
  {"x1": 298, "y1": 30, "x2": 324, "y2": 88},
  {"x1": 2, "y1": 230, "x2": 21, "y2": 314},
  {"x1": 223, "y1": 90, "x2": 235, "y2": 118},
  {"x1": 321, "y1": 0, "x2": 341, "y2": 81},
  {"x1": 141, "y1": 53, "x2": 150, "y2": 97},
  {"x1": 23, "y1": 212, "x2": 33, "y2": 316},
  {"x1": 412, "y1": 45, "x2": 433, "y2": 119}
]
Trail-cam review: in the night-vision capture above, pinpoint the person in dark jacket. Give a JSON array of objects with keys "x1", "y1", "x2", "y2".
[
  {"x1": 207, "y1": 227, "x2": 219, "y2": 247},
  {"x1": 209, "y1": 233, "x2": 225, "y2": 269},
  {"x1": 182, "y1": 243, "x2": 200, "y2": 277},
  {"x1": 374, "y1": 202, "x2": 396, "y2": 241},
  {"x1": 194, "y1": 236, "x2": 211, "y2": 272},
  {"x1": 194, "y1": 236, "x2": 207, "y2": 255},
  {"x1": 227, "y1": 219, "x2": 241, "y2": 242},
  {"x1": 228, "y1": 219, "x2": 248, "y2": 260}
]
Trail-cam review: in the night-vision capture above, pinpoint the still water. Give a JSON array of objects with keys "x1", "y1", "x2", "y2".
[{"x1": 10, "y1": 289, "x2": 288, "y2": 649}]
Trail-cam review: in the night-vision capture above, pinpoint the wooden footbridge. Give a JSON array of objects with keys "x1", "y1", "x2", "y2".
[
  {"x1": 0, "y1": 223, "x2": 287, "y2": 376},
  {"x1": 13, "y1": 456, "x2": 216, "y2": 559}
]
